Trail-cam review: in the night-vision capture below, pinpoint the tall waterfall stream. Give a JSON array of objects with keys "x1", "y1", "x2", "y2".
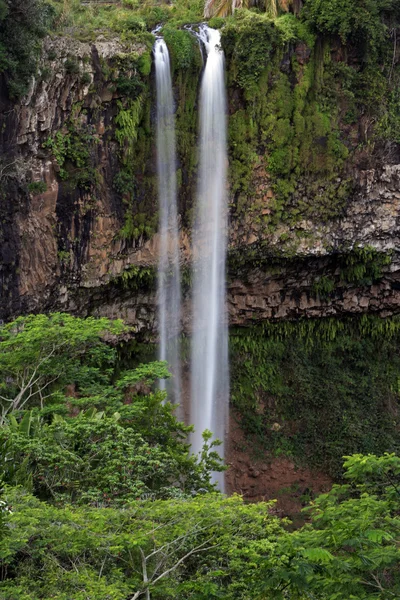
[
  {"x1": 154, "y1": 27, "x2": 228, "y2": 489},
  {"x1": 154, "y1": 38, "x2": 182, "y2": 406},
  {"x1": 190, "y1": 25, "x2": 229, "y2": 489}
]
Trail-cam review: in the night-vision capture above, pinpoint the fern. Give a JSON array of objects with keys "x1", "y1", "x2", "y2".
[{"x1": 115, "y1": 97, "x2": 143, "y2": 162}]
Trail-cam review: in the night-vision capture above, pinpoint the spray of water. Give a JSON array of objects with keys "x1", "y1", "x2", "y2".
[
  {"x1": 154, "y1": 38, "x2": 182, "y2": 405},
  {"x1": 190, "y1": 26, "x2": 229, "y2": 489}
]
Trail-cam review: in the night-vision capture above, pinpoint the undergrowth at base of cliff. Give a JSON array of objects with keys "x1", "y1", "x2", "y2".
[{"x1": 230, "y1": 315, "x2": 400, "y2": 477}]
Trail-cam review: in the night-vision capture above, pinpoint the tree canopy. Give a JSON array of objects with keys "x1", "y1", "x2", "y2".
[{"x1": 0, "y1": 314, "x2": 399, "y2": 598}]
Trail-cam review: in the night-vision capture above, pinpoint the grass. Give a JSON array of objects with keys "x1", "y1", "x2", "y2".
[{"x1": 47, "y1": 0, "x2": 204, "y2": 40}]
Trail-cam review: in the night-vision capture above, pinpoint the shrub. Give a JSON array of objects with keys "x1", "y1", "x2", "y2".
[
  {"x1": 64, "y1": 55, "x2": 80, "y2": 75},
  {"x1": 27, "y1": 181, "x2": 47, "y2": 194},
  {"x1": 80, "y1": 71, "x2": 91, "y2": 85}
]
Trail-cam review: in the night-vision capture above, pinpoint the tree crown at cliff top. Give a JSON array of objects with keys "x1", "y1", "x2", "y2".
[
  {"x1": 1, "y1": 0, "x2": 399, "y2": 98},
  {"x1": 0, "y1": 0, "x2": 54, "y2": 97}
]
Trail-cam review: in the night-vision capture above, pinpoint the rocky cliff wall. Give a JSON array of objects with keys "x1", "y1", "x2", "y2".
[{"x1": 1, "y1": 33, "x2": 400, "y2": 332}]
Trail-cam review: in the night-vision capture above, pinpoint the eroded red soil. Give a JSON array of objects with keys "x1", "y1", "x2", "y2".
[{"x1": 225, "y1": 412, "x2": 332, "y2": 521}]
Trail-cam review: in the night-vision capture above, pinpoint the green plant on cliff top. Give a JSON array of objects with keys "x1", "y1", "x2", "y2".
[
  {"x1": 223, "y1": 11, "x2": 279, "y2": 97},
  {"x1": 303, "y1": 0, "x2": 395, "y2": 58},
  {"x1": 47, "y1": 0, "x2": 203, "y2": 34},
  {"x1": 163, "y1": 26, "x2": 199, "y2": 73},
  {"x1": 0, "y1": 0, "x2": 54, "y2": 98}
]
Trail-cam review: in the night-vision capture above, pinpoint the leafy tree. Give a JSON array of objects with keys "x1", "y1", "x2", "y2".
[
  {"x1": 0, "y1": 489, "x2": 283, "y2": 599},
  {"x1": 0, "y1": 0, "x2": 54, "y2": 98},
  {"x1": 0, "y1": 401, "x2": 223, "y2": 504},
  {"x1": 257, "y1": 453, "x2": 400, "y2": 599},
  {"x1": 0, "y1": 313, "x2": 125, "y2": 423},
  {"x1": 0, "y1": 314, "x2": 224, "y2": 503}
]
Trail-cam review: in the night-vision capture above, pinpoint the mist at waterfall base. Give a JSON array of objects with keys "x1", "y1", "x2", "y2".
[
  {"x1": 154, "y1": 28, "x2": 229, "y2": 491},
  {"x1": 190, "y1": 26, "x2": 229, "y2": 491},
  {"x1": 154, "y1": 38, "x2": 182, "y2": 407}
]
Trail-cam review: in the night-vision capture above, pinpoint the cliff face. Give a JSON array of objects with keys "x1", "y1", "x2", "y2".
[
  {"x1": 0, "y1": 35, "x2": 152, "y2": 322},
  {"x1": 1, "y1": 33, "x2": 400, "y2": 332}
]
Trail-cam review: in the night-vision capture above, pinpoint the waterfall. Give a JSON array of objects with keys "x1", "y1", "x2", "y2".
[
  {"x1": 154, "y1": 38, "x2": 182, "y2": 405},
  {"x1": 190, "y1": 25, "x2": 229, "y2": 489}
]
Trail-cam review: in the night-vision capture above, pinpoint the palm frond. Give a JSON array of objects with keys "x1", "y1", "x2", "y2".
[
  {"x1": 278, "y1": 0, "x2": 293, "y2": 12},
  {"x1": 204, "y1": 0, "x2": 233, "y2": 18}
]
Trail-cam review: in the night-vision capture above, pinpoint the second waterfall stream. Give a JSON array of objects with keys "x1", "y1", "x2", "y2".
[
  {"x1": 191, "y1": 25, "x2": 229, "y2": 489},
  {"x1": 154, "y1": 27, "x2": 229, "y2": 489},
  {"x1": 154, "y1": 38, "x2": 182, "y2": 406}
]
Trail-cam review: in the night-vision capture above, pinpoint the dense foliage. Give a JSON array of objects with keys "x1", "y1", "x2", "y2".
[
  {"x1": 1, "y1": 451, "x2": 399, "y2": 598},
  {"x1": 0, "y1": 314, "x2": 399, "y2": 598},
  {"x1": 230, "y1": 316, "x2": 400, "y2": 476},
  {"x1": 1, "y1": 0, "x2": 400, "y2": 595},
  {"x1": 0, "y1": 0, "x2": 53, "y2": 98},
  {"x1": 0, "y1": 314, "x2": 223, "y2": 504}
]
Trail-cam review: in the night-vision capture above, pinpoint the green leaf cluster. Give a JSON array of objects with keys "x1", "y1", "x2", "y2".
[{"x1": 43, "y1": 116, "x2": 99, "y2": 188}]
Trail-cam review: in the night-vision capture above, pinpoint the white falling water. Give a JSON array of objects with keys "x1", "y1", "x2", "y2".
[
  {"x1": 191, "y1": 26, "x2": 229, "y2": 489},
  {"x1": 154, "y1": 38, "x2": 182, "y2": 405}
]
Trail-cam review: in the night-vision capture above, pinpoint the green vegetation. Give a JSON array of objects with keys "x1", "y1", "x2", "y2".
[
  {"x1": 111, "y1": 264, "x2": 157, "y2": 290},
  {"x1": 0, "y1": 314, "x2": 222, "y2": 503},
  {"x1": 114, "y1": 94, "x2": 158, "y2": 243},
  {"x1": 256, "y1": 452, "x2": 400, "y2": 599},
  {"x1": 163, "y1": 26, "x2": 201, "y2": 73},
  {"x1": 228, "y1": 243, "x2": 392, "y2": 285},
  {"x1": 1, "y1": 314, "x2": 400, "y2": 598},
  {"x1": 222, "y1": 10, "x2": 350, "y2": 226},
  {"x1": 115, "y1": 98, "x2": 143, "y2": 159},
  {"x1": 340, "y1": 244, "x2": 393, "y2": 284},
  {"x1": 0, "y1": 0, "x2": 53, "y2": 98},
  {"x1": 2, "y1": 1, "x2": 400, "y2": 594},
  {"x1": 0, "y1": 313, "x2": 125, "y2": 423},
  {"x1": 46, "y1": 0, "x2": 204, "y2": 38},
  {"x1": 230, "y1": 316, "x2": 400, "y2": 477},
  {"x1": 3, "y1": 0, "x2": 397, "y2": 241},
  {"x1": 303, "y1": 0, "x2": 397, "y2": 56},
  {"x1": 27, "y1": 181, "x2": 47, "y2": 195},
  {"x1": 222, "y1": 1, "x2": 400, "y2": 229},
  {"x1": 43, "y1": 110, "x2": 99, "y2": 189}
]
